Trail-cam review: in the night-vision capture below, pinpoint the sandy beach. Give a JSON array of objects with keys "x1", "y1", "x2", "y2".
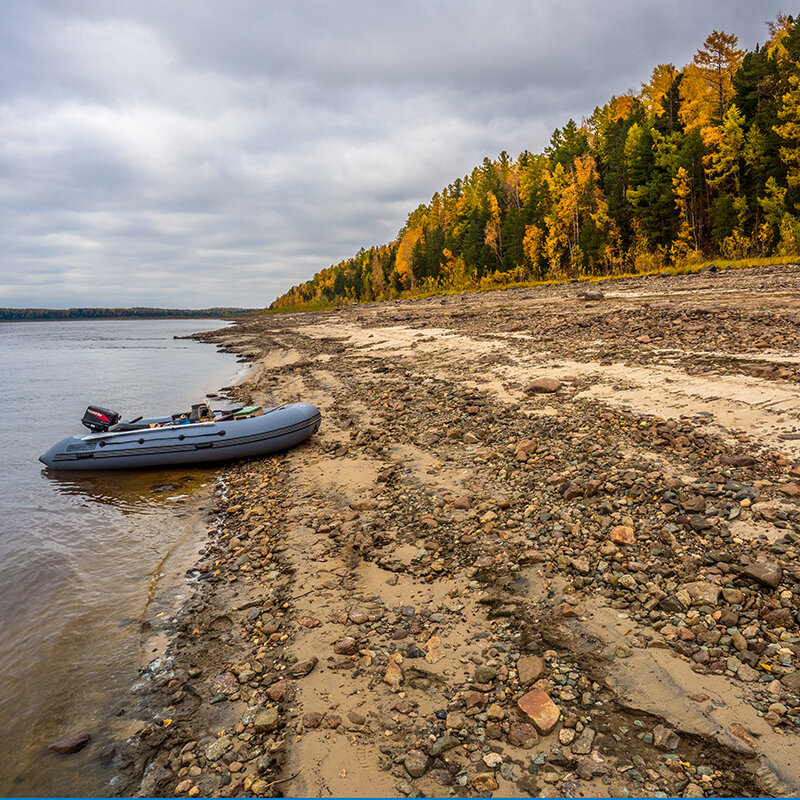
[{"x1": 112, "y1": 264, "x2": 800, "y2": 798}]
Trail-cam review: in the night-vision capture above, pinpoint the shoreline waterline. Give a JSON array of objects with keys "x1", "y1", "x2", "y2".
[{"x1": 0, "y1": 318, "x2": 247, "y2": 797}]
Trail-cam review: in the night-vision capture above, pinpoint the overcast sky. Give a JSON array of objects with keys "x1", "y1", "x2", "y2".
[{"x1": 0, "y1": 1, "x2": 782, "y2": 308}]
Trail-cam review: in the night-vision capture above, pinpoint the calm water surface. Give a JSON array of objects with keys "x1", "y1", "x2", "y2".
[{"x1": 0, "y1": 319, "x2": 243, "y2": 796}]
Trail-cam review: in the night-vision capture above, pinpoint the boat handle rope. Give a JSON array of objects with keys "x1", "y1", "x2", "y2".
[{"x1": 98, "y1": 429, "x2": 227, "y2": 447}]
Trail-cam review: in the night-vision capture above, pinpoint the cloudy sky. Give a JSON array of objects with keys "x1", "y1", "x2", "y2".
[{"x1": 0, "y1": 1, "x2": 781, "y2": 308}]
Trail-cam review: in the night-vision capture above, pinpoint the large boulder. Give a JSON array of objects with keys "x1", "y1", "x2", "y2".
[
  {"x1": 517, "y1": 689, "x2": 560, "y2": 734},
  {"x1": 48, "y1": 732, "x2": 91, "y2": 754},
  {"x1": 682, "y1": 580, "x2": 721, "y2": 605},
  {"x1": 524, "y1": 377, "x2": 562, "y2": 394},
  {"x1": 741, "y1": 562, "x2": 782, "y2": 589}
]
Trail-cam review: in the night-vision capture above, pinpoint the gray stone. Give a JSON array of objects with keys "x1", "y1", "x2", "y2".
[
  {"x1": 570, "y1": 727, "x2": 595, "y2": 755},
  {"x1": 348, "y1": 710, "x2": 367, "y2": 726},
  {"x1": 689, "y1": 514, "x2": 710, "y2": 532},
  {"x1": 429, "y1": 735, "x2": 460, "y2": 757},
  {"x1": 659, "y1": 595, "x2": 686, "y2": 613},
  {"x1": 652, "y1": 724, "x2": 680, "y2": 750},
  {"x1": 428, "y1": 769, "x2": 454, "y2": 786},
  {"x1": 204, "y1": 736, "x2": 232, "y2": 761}
]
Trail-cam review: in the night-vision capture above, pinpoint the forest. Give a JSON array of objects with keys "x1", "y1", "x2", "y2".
[
  {"x1": 271, "y1": 15, "x2": 800, "y2": 311},
  {"x1": 0, "y1": 306, "x2": 255, "y2": 321}
]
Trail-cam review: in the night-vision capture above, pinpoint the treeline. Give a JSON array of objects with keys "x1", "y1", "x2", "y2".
[
  {"x1": 272, "y1": 15, "x2": 800, "y2": 310},
  {"x1": 0, "y1": 306, "x2": 257, "y2": 321}
]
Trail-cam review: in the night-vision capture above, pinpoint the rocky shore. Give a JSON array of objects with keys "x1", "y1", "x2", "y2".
[{"x1": 112, "y1": 264, "x2": 800, "y2": 798}]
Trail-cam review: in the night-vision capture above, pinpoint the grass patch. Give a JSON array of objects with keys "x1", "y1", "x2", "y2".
[
  {"x1": 268, "y1": 255, "x2": 798, "y2": 314},
  {"x1": 265, "y1": 297, "x2": 343, "y2": 314}
]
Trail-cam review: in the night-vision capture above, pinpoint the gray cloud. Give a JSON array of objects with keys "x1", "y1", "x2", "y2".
[{"x1": 0, "y1": 0, "x2": 779, "y2": 307}]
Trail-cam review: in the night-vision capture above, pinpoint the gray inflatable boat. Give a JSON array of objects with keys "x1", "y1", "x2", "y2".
[{"x1": 40, "y1": 401, "x2": 321, "y2": 470}]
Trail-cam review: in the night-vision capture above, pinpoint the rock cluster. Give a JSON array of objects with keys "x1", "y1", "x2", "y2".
[{"x1": 113, "y1": 264, "x2": 800, "y2": 798}]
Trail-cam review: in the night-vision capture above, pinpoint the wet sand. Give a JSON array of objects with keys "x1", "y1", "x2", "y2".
[{"x1": 112, "y1": 265, "x2": 800, "y2": 798}]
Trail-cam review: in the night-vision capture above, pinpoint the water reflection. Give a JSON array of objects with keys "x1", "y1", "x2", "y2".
[{"x1": 41, "y1": 466, "x2": 217, "y2": 511}]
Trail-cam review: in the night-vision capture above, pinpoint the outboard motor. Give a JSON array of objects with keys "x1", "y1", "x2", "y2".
[{"x1": 81, "y1": 405, "x2": 121, "y2": 433}]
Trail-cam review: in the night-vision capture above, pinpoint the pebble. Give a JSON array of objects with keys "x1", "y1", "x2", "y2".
[
  {"x1": 483, "y1": 752, "x2": 503, "y2": 768},
  {"x1": 486, "y1": 702, "x2": 506, "y2": 720},
  {"x1": 383, "y1": 660, "x2": 403, "y2": 690},
  {"x1": 204, "y1": 736, "x2": 232, "y2": 761},
  {"x1": 570, "y1": 726, "x2": 595, "y2": 755},
  {"x1": 425, "y1": 634, "x2": 445, "y2": 663},
  {"x1": 464, "y1": 691, "x2": 484, "y2": 709},
  {"x1": 682, "y1": 581, "x2": 721, "y2": 605},
  {"x1": 404, "y1": 749, "x2": 429, "y2": 778},
  {"x1": 303, "y1": 712, "x2": 323, "y2": 729},
  {"x1": 737, "y1": 664, "x2": 760, "y2": 683},
  {"x1": 509, "y1": 723, "x2": 539, "y2": 749},
  {"x1": 266, "y1": 679, "x2": 288, "y2": 701},
  {"x1": 429, "y1": 735, "x2": 460, "y2": 757},
  {"x1": 333, "y1": 637, "x2": 357, "y2": 655},
  {"x1": 652, "y1": 724, "x2": 680, "y2": 750},
  {"x1": 445, "y1": 711, "x2": 465, "y2": 730},
  {"x1": 472, "y1": 773, "x2": 499, "y2": 791},
  {"x1": 289, "y1": 656, "x2": 318, "y2": 678},
  {"x1": 348, "y1": 608, "x2": 370, "y2": 624},
  {"x1": 348, "y1": 710, "x2": 366, "y2": 726},
  {"x1": 253, "y1": 707, "x2": 279, "y2": 732},
  {"x1": 609, "y1": 525, "x2": 636, "y2": 545},
  {"x1": 558, "y1": 727, "x2": 575, "y2": 745},
  {"x1": 453, "y1": 494, "x2": 472, "y2": 509}
]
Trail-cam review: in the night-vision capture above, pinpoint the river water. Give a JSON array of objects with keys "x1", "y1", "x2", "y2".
[{"x1": 0, "y1": 319, "x2": 243, "y2": 796}]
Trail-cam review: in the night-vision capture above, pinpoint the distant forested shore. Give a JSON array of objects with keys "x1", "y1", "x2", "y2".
[
  {"x1": 272, "y1": 15, "x2": 800, "y2": 311},
  {"x1": 0, "y1": 307, "x2": 258, "y2": 321}
]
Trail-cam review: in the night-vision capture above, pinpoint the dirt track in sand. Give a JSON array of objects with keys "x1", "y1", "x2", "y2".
[{"x1": 114, "y1": 265, "x2": 800, "y2": 798}]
